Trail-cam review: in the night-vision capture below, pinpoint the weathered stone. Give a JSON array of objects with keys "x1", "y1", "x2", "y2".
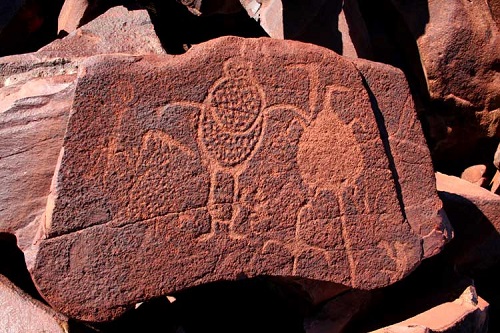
[
  {"x1": 390, "y1": 0, "x2": 500, "y2": 162},
  {"x1": 353, "y1": 59, "x2": 451, "y2": 259},
  {"x1": 0, "y1": 6, "x2": 165, "y2": 258},
  {"x1": 488, "y1": 0, "x2": 500, "y2": 27},
  {"x1": 0, "y1": 274, "x2": 69, "y2": 333},
  {"x1": 31, "y1": 36, "x2": 448, "y2": 321},
  {"x1": 437, "y1": 172, "x2": 500, "y2": 272},
  {"x1": 461, "y1": 165, "x2": 488, "y2": 187},
  {"x1": 57, "y1": 0, "x2": 90, "y2": 34},
  {"x1": 240, "y1": 0, "x2": 372, "y2": 58},
  {"x1": 370, "y1": 286, "x2": 489, "y2": 333},
  {"x1": 0, "y1": 55, "x2": 77, "y2": 252},
  {"x1": 41, "y1": 6, "x2": 166, "y2": 58}
]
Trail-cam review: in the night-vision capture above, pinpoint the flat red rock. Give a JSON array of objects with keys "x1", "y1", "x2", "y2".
[{"x1": 32, "y1": 36, "x2": 449, "y2": 321}]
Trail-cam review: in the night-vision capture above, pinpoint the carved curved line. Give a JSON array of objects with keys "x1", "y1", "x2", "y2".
[
  {"x1": 205, "y1": 68, "x2": 267, "y2": 132},
  {"x1": 201, "y1": 116, "x2": 264, "y2": 167},
  {"x1": 264, "y1": 104, "x2": 310, "y2": 128},
  {"x1": 140, "y1": 129, "x2": 196, "y2": 158}
]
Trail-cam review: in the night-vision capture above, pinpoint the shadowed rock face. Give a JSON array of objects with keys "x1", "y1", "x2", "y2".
[
  {"x1": 31, "y1": 36, "x2": 449, "y2": 322},
  {"x1": 389, "y1": 0, "x2": 500, "y2": 165}
]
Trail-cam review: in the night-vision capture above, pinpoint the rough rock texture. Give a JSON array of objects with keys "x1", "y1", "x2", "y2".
[
  {"x1": 0, "y1": 274, "x2": 69, "y2": 333},
  {"x1": 0, "y1": 55, "x2": 77, "y2": 253},
  {"x1": 370, "y1": 286, "x2": 489, "y2": 333},
  {"x1": 0, "y1": 6, "x2": 165, "y2": 256},
  {"x1": 390, "y1": 0, "x2": 500, "y2": 162},
  {"x1": 240, "y1": 0, "x2": 372, "y2": 58},
  {"x1": 40, "y1": 6, "x2": 165, "y2": 58},
  {"x1": 492, "y1": 170, "x2": 500, "y2": 194},
  {"x1": 353, "y1": 59, "x2": 451, "y2": 258},
  {"x1": 31, "y1": 36, "x2": 448, "y2": 322},
  {"x1": 490, "y1": 0, "x2": 500, "y2": 26},
  {"x1": 436, "y1": 172, "x2": 500, "y2": 272}
]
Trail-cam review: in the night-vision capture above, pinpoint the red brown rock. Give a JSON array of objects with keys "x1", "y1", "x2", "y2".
[
  {"x1": 369, "y1": 286, "x2": 489, "y2": 333},
  {"x1": 436, "y1": 172, "x2": 500, "y2": 271},
  {"x1": 488, "y1": 0, "x2": 500, "y2": 27},
  {"x1": 390, "y1": 0, "x2": 500, "y2": 161},
  {"x1": 0, "y1": 6, "x2": 165, "y2": 256},
  {"x1": 42, "y1": 6, "x2": 166, "y2": 58},
  {"x1": 31, "y1": 36, "x2": 449, "y2": 321},
  {"x1": 353, "y1": 59, "x2": 451, "y2": 258},
  {"x1": 0, "y1": 274, "x2": 70, "y2": 333},
  {"x1": 58, "y1": 0, "x2": 89, "y2": 34},
  {"x1": 460, "y1": 165, "x2": 488, "y2": 187},
  {"x1": 0, "y1": 55, "x2": 77, "y2": 254}
]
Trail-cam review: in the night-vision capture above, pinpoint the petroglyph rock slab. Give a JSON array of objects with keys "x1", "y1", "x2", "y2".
[
  {"x1": 353, "y1": 59, "x2": 451, "y2": 258},
  {"x1": 32, "y1": 37, "x2": 448, "y2": 321}
]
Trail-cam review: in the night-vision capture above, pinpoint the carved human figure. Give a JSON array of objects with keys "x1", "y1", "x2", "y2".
[
  {"x1": 199, "y1": 58, "x2": 266, "y2": 229},
  {"x1": 295, "y1": 85, "x2": 364, "y2": 284}
]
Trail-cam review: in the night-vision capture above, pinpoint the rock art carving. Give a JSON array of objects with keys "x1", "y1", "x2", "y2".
[
  {"x1": 31, "y1": 37, "x2": 449, "y2": 322},
  {"x1": 199, "y1": 58, "x2": 265, "y2": 229}
]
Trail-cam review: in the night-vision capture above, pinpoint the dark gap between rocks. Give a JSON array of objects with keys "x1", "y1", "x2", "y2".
[{"x1": 145, "y1": 0, "x2": 268, "y2": 54}]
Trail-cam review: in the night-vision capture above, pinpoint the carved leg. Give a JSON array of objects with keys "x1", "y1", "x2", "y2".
[{"x1": 208, "y1": 170, "x2": 235, "y2": 233}]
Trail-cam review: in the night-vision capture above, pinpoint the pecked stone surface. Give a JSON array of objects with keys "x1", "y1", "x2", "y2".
[
  {"x1": 0, "y1": 6, "x2": 165, "y2": 255},
  {"x1": 353, "y1": 59, "x2": 451, "y2": 259},
  {"x1": 32, "y1": 36, "x2": 448, "y2": 322},
  {"x1": 39, "y1": 6, "x2": 166, "y2": 58}
]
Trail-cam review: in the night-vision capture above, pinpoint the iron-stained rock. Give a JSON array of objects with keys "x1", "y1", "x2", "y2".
[
  {"x1": 32, "y1": 36, "x2": 449, "y2": 321},
  {"x1": 0, "y1": 6, "x2": 165, "y2": 256}
]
